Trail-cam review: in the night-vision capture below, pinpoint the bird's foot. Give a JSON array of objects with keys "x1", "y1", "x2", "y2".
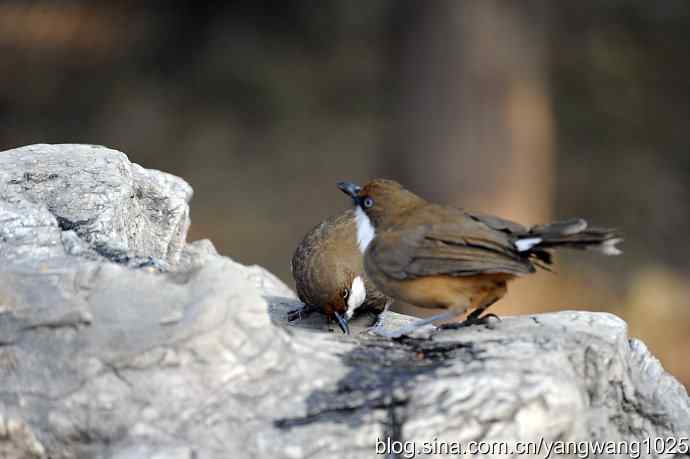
[
  {"x1": 287, "y1": 305, "x2": 314, "y2": 323},
  {"x1": 371, "y1": 309, "x2": 462, "y2": 339},
  {"x1": 366, "y1": 300, "x2": 392, "y2": 335},
  {"x1": 439, "y1": 312, "x2": 501, "y2": 330}
]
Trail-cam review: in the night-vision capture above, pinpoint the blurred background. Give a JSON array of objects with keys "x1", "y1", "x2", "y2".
[{"x1": 1, "y1": 1, "x2": 688, "y2": 387}]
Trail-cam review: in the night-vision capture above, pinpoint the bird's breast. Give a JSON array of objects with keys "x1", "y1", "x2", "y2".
[{"x1": 366, "y1": 262, "x2": 514, "y2": 311}]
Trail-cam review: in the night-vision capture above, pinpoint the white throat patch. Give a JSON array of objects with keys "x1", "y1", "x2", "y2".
[
  {"x1": 354, "y1": 207, "x2": 375, "y2": 253},
  {"x1": 346, "y1": 276, "x2": 367, "y2": 320}
]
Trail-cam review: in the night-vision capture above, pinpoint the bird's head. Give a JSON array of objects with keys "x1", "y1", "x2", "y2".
[
  {"x1": 325, "y1": 273, "x2": 367, "y2": 335},
  {"x1": 337, "y1": 179, "x2": 425, "y2": 252}
]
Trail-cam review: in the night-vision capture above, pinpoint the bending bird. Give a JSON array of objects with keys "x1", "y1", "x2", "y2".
[{"x1": 291, "y1": 209, "x2": 389, "y2": 334}]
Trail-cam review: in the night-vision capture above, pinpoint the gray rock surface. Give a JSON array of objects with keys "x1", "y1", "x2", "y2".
[
  {"x1": 0, "y1": 144, "x2": 191, "y2": 268},
  {"x1": 0, "y1": 144, "x2": 688, "y2": 459}
]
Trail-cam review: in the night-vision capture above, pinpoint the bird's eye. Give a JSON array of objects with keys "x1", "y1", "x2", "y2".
[
  {"x1": 341, "y1": 288, "x2": 349, "y2": 299},
  {"x1": 363, "y1": 197, "x2": 374, "y2": 208}
]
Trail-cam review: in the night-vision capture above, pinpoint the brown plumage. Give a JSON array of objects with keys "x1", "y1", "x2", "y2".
[
  {"x1": 290, "y1": 209, "x2": 389, "y2": 333},
  {"x1": 338, "y1": 179, "x2": 622, "y2": 330}
]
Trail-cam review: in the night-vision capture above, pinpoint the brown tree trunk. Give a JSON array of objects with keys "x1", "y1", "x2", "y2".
[{"x1": 390, "y1": 0, "x2": 556, "y2": 317}]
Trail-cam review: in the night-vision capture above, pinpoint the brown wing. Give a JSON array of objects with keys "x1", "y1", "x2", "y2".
[
  {"x1": 465, "y1": 211, "x2": 529, "y2": 235},
  {"x1": 368, "y1": 222, "x2": 535, "y2": 281}
]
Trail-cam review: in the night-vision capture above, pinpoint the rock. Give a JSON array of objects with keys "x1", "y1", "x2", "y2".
[
  {"x1": 0, "y1": 144, "x2": 191, "y2": 268},
  {"x1": 0, "y1": 417, "x2": 46, "y2": 459},
  {"x1": 0, "y1": 144, "x2": 688, "y2": 459}
]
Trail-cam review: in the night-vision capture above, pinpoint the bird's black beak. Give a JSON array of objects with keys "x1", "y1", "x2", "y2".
[
  {"x1": 337, "y1": 181, "x2": 361, "y2": 206},
  {"x1": 333, "y1": 311, "x2": 350, "y2": 335}
]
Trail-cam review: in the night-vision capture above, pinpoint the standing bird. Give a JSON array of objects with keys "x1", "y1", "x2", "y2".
[
  {"x1": 337, "y1": 179, "x2": 622, "y2": 334},
  {"x1": 290, "y1": 209, "x2": 389, "y2": 334}
]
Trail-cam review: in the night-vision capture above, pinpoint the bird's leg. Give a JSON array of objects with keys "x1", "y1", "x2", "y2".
[
  {"x1": 465, "y1": 307, "x2": 501, "y2": 324},
  {"x1": 440, "y1": 293, "x2": 502, "y2": 330},
  {"x1": 371, "y1": 281, "x2": 507, "y2": 338},
  {"x1": 439, "y1": 308, "x2": 499, "y2": 329},
  {"x1": 370, "y1": 307, "x2": 467, "y2": 339},
  {"x1": 367, "y1": 300, "x2": 392, "y2": 333},
  {"x1": 287, "y1": 304, "x2": 316, "y2": 323}
]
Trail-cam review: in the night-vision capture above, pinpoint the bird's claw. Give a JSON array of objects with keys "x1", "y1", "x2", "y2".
[
  {"x1": 287, "y1": 305, "x2": 314, "y2": 323},
  {"x1": 440, "y1": 312, "x2": 500, "y2": 330},
  {"x1": 366, "y1": 300, "x2": 391, "y2": 335}
]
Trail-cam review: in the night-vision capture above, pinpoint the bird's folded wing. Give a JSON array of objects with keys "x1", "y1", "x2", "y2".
[
  {"x1": 464, "y1": 211, "x2": 529, "y2": 235},
  {"x1": 369, "y1": 224, "x2": 535, "y2": 280}
]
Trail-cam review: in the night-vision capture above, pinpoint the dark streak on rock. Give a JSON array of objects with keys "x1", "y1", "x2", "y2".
[
  {"x1": 273, "y1": 336, "x2": 482, "y2": 439},
  {"x1": 92, "y1": 242, "x2": 131, "y2": 264},
  {"x1": 381, "y1": 388, "x2": 405, "y2": 459},
  {"x1": 56, "y1": 215, "x2": 92, "y2": 232}
]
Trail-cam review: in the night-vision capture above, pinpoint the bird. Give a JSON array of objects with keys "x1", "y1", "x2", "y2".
[
  {"x1": 337, "y1": 178, "x2": 622, "y2": 335},
  {"x1": 290, "y1": 209, "x2": 390, "y2": 334}
]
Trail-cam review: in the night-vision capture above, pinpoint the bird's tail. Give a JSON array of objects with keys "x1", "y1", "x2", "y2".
[{"x1": 514, "y1": 218, "x2": 623, "y2": 264}]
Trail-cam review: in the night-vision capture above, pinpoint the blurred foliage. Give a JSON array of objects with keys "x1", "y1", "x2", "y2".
[{"x1": 0, "y1": 1, "x2": 688, "y2": 386}]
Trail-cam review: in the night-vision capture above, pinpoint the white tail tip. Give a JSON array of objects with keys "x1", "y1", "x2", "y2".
[
  {"x1": 515, "y1": 237, "x2": 542, "y2": 252},
  {"x1": 598, "y1": 238, "x2": 623, "y2": 256}
]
